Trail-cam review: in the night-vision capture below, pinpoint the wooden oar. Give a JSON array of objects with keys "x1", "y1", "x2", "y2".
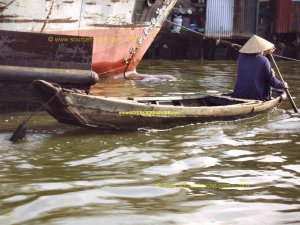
[
  {"x1": 10, "y1": 92, "x2": 58, "y2": 143},
  {"x1": 270, "y1": 54, "x2": 299, "y2": 113}
]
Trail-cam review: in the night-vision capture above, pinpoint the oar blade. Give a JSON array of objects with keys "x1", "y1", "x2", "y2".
[{"x1": 10, "y1": 122, "x2": 28, "y2": 143}]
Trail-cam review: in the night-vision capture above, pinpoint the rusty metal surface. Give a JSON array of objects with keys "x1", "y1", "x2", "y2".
[
  {"x1": 205, "y1": 0, "x2": 258, "y2": 38},
  {"x1": 0, "y1": 30, "x2": 93, "y2": 70},
  {"x1": 291, "y1": 2, "x2": 300, "y2": 32},
  {"x1": 233, "y1": 0, "x2": 258, "y2": 38},
  {"x1": 272, "y1": 0, "x2": 293, "y2": 33},
  {"x1": 0, "y1": 0, "x2": 156, "y2": 32},
  {"x1": 133, "y1": 0, "x2": 165, "y2": 23},
  {"x1": 0, "y1": 0, "x2": 177, "y2": 78}
]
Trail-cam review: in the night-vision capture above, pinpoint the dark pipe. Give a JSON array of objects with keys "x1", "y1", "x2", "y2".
[
  {"x1": 0, "y1": 65, "x2": 99, "y2": 85},
  {"x1": 147, "y1": 0, "x2": 157, "y2": 7}
]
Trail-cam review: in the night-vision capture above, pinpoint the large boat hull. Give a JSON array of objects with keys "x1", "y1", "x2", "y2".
[
  {"x1": 0, "y1": 0, "x2": 176, "y2": 78},
  {"x1": 54, "y1": 27, "x2": 160, "y2": 77}
]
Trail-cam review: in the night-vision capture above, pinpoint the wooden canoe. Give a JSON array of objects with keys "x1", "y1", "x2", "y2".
[{"x1": 32, "y1": 80, "x2": 286, "y2": 130}]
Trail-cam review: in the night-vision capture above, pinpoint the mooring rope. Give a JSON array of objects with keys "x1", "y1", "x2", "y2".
[
  {"x1": 165, "y1": 19, "x2": 242, "y2": 50},
  {"x1": 165, "y1": 19, "x2": 300, "y2": 62},
  {"x1": 273, "y1": 55, "x2": 300, "y2": 62},
  {"x1": 93, "y1": 16, "x2": 300, "y2": 77}
]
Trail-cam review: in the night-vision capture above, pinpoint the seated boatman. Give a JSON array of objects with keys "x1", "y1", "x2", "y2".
[{"x1": 232, "y1": 35, "x2": 288, "y2": 101}]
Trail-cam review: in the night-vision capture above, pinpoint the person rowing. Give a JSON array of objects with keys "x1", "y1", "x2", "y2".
[{"x1": 232, "y1": 35, "x2": 288, "y2": 101}]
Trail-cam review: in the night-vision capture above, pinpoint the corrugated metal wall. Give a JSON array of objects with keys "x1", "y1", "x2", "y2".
[
  {"x1": 233, "y1": 0, "x2": 258, "y2": 37},
  {"x1": 273, "y1": 0, "x2": 293, "y2": 33},
  {"x1": 205, "y1": 0, "x2": 257, "y2": 38},
  {"x1": 291, "y1": 2, "x2": 300, "y2": 32},
  {"x1": 205, "y1": 0, "x2": 234, "y2": 37}
]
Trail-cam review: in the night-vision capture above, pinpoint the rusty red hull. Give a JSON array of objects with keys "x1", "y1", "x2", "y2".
[
  {"x1": 50, "y1": 27, "x2": 160, "y2": 78},
  {"x1": 0, "y1": 0, "x2": 176, "y2": 78},
  {"x1": 82, "y1": 27, "x2": 159, "y2": 78}
]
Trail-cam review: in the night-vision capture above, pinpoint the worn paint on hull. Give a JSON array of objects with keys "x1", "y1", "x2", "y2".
[
  {"x1": 49, "y1": 27, "x2": 160, "y2": 77},
  {"x1": 0, "y1": 0, "x2": 176, "y2": 78},
  {"x1": 33, "y1": 80, "x2": 285, "y2": 130}
]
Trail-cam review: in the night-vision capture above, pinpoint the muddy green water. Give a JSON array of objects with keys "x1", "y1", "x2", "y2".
[{"x1": 0, "y1": 60, "x2": 299, "y2": 225}]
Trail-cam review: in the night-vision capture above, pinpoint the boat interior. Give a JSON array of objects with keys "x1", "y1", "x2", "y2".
[
  {"x1": 128, "y1": 95, "x2": 251, "y2": 107},
  {"x1": 124, "y1": 90, "x2": 284, "y2": 107}
]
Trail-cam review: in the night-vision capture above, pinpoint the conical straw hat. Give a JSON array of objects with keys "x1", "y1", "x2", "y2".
[{"x1": 239, "y1": 35, "x2": 274, "y2": 54}]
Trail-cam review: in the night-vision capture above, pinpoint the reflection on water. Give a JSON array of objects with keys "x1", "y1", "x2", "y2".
[
  {"x1": 91, "y1": 61, "x2": 237, "y2": 97},
  {"x1": 0, "y1": 60, "x2": 299, "y2": 225}
]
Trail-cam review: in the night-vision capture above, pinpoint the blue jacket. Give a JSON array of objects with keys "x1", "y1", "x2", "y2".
[{"x1": 232, "y1": 53, "x2": 284, "y2": 101}]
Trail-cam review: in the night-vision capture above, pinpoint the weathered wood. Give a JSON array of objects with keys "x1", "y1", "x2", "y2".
[
  {"x1": 0, "y1": 80, "x2": 94, "y2": 112},
  {"x1": 32, "y1": 80, "x2": 286, "y2": 130}
]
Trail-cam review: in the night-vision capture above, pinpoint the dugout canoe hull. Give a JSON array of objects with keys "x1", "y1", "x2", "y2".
[{"x1": 32, "y1": 80, "x2": 286, "y2": 130}]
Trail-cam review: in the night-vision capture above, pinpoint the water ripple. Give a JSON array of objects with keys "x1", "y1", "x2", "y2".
[
  {"x1": 144, "y1": 157, "x2": 219, "y2": 176},
  {"x1": 0, "y1": 60, "x2": 299, "y2": 224}
]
